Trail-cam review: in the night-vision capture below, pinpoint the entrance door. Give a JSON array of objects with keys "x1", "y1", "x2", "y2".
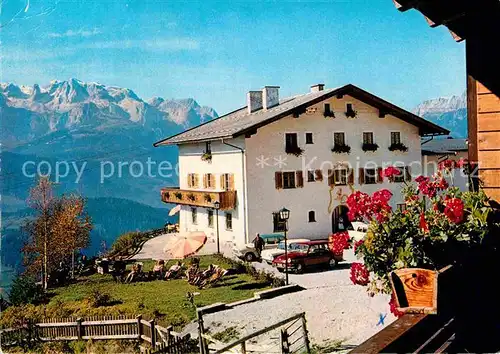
[{"x1": 332, "y1": 205, "x2": 351, "y2": 233}]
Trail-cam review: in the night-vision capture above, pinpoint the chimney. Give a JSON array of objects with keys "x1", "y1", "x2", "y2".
[
  {"x1": 262, "y1": 86, "x2": 280, "y2": 110},
  {"x1": 247, "y1": 91, "x2": 263, "y2": 113},
  {"x1": 310, "y1": 84, "x2": 325, "y2": 93}
]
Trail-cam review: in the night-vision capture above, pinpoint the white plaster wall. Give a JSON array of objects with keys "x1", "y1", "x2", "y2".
[
  {"x1": 245, "y1": 94, "x2": 423, "y2": 240},
  {"x1": 422, "y1": 151, "x2": 469, "y2": 191},
  {"x1": 177, "y1": 137, "x2": 247, "y2": 246}
]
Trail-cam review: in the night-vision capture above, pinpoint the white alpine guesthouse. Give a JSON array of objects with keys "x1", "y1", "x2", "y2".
[{"x1": 154, "y1": 84, "x2": 448, "y2": 248}]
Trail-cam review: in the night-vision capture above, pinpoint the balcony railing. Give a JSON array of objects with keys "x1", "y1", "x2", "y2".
[{"x1": 160, "y1": 187, "x2": 237, "y2": 210}]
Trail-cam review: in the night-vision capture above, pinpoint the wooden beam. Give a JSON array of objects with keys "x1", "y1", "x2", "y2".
[{"x1": 466, "y1": 73, "x2": 479, "y2": 165}]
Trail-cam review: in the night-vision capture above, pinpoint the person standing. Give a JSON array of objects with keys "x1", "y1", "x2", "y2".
[{"x1": 253, "y1": 233, "x2": 265, "y2": 257}]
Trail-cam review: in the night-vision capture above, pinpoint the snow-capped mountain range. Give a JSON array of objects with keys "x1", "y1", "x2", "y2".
[
  {"x1": 0, "y1": 78, "x2": 217, "y2": 147},
  {"x1": 412, "y1": 91, "x2": 467, "y2": 138}
]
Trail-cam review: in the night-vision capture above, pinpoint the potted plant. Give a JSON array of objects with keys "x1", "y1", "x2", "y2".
[
  {"x1": 388, "y1": 142, "x2": 408, "y2": 152},
  {"x1": 362, "y1": 142, "x2": 379, "y2": 152},
  {"x1": 174, "y1": 192, "x2": 183, "y2": 200},
  {"x1": 324, "y1": 108, "x2": 335, "y2": 118},
  {"x1": 204, "y1": 193, "x2": 212, "y2": 203},
  {"x1": 187, "y1": 193, "x2": 196, "y2": 202},
  {"x1": 331, "y1": 144, "x2": 351, "y2": 154},
  {"x1": 285, "y1": 145, "x2": 304, "y2": 157},
  {"x1": 347, "y1": 161, "x2": 493, "y2": 316},
  {"x1": 345, "y1": 107, "x2": 358, "y2": 118},
  {"x1": 201, "y1": 151, "x2": 212, "y2": 162}
]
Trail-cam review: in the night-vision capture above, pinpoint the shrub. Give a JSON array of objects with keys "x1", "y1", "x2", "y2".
[
  {"x1": 9, "y1": 274, "x2": 44, "y2": 306},
  {"x1": 201, "y1": 152, "x2": 212, "y2": 162},
  {"x1": 86, "y1": 288, "x2": 112, "y2": 308},
  {"x1": 108, "y1": 232, "x2": 147, "y2": 258},
  {"x1": 362, "y1": 142, "x2": 379, "y2": 152}
]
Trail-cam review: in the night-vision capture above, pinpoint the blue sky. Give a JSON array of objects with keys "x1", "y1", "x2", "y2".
[{"x1": 1, "y1": 0, "x2": 465, "y2": 114}]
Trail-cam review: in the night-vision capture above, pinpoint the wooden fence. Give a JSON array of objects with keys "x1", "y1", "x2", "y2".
[
  {"x1": 204, "y1": 312, "x2": 310, "y2": 354},
  {"x1": 0, "y1": 315, "x2": 191, "y2": 353}
]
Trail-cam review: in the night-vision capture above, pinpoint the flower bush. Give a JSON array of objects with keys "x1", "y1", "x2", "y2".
[
  {"x1": 348, "y1": 166, "x2": 495, "y2": 316},
  {"x1": 328, "y1": 231, "x2": 351, "y2": 256}
]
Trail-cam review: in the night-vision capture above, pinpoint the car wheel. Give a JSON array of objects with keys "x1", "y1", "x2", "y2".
[
  {"x1": 328, "y1": 258, "x2": 338, "y2": 269},
  {"x1": 296, "y1": 263, "x2": 304, "y2": 274},
  {"x1": 244, "y1": 252, "x2": 256, "y2": 262}
]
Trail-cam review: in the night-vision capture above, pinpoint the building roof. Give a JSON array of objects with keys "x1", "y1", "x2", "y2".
[
  {"x1": 421, "y1": 138, "x2": 468, "y2": 155},
  {"x1": 154, "y1": 84, "x2": 449, "y2": 146},
  {"x1": 393, "y1": 0, "x2": 500, "y2": 42}
]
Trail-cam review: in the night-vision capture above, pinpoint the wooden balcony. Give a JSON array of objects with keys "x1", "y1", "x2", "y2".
[{"x1": 160, "y1": 187, "x2": 237, "y2": 210}]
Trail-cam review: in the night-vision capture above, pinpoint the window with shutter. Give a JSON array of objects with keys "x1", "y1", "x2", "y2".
[
  {"x1": 363, "y1": 132, "x2": 374, "y2": 144},
  {"x1": 220, "y1": 175, "x2": 225, "y2": 190},
  {"x1": 377, "y1": 167, "x2": 384, "y2": 183},
  {"x1": 187, "y1": 174, "x2": 192, "y2": 188},
  {"x1": 393, "y1": 167, "x2": 405, "y2": 183},
  {"x1": 334, "y1": 168, "x2": 348, "y2": 185},
  {"x1": 305, "y1": 132, "x2": 314, "y2": 144},
  {"x1": 296, "y1": 171, "x2": 304, "y2": 187},
  {"x1": 405, "y1": 166, "x2": 411, "y2": 181},
  {"x1": 225, "y1": 212, "x2": 232, "y2": 230},
  {"x1": 348, "y1": 169, "x2": 354, "y2": 184},
  {"x1": 364, "y1": 168, "x2": 377, "y2": 184},
  {"x1": 208, "y1": 210, "x2": 214, "y2": 227},
  {"x1": 358, "y1": 168, "x2": 365, "y2": 184},
  {"x1": 283, "y1": 172, "x2": 296, "y2": 189},
  {"x1": 229, "y1": 174, "x2": 235, "y2": 190},
  {"x1": 391, "y1": 132, "x2": 401, "y2": 145},
  {"x1": 315, "y1": 169, "x2": 323, "y2": 181},
  {"x1": 328, "y1": 169, "x2": 334, "y2": 186},
  {"x1": 220, "y1": 173, "x2": 231, "y2": 190},
  {"x1": 275, "y1": 171, "x2": 283, "y2": 189},
  {"x1": 334, "y1": 132, "x2": 345, "y2": 146},
  {"x1": 194, "y1": 174, "x2": 199, "y2": 188},
  {"x1": 191, "y1": 207, "x2": 197, "y2": 224},
  {"x1": 203, "y1": 174, "x2": 208, "y2": 188},
  {"x1": 285, "y1": 133, "x2": 298, "y2": 150},
  {"x1": 210, "y1": 174, "x2": 216, "y2": 189},
  {"x1": 307, "y1": 170, "x2": 315, "y2": 182}
]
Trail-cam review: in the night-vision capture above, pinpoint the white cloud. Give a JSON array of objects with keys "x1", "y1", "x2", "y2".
[
  {"x1": 48, "y1": 28, "x2": 101, "y2": 38},
  {"x1": 84, "y1": 38, "x2": 200, "y2": 51}
]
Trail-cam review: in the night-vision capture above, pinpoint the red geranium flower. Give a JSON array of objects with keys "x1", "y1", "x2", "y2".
[
  {"x1": 415, "y1": 175, "x2": 428, "y2": 183},
  {"x1": 457, "y1": 158, "x2": 468, "y2": 168},
  {"x1": 350, "y1": 262, "x2": 369, "y2": 286},
  {"x1": 389, "y1": 295, "x2": 404, "y2": 318},
  {"x1": 438, "y1": 159, "x2": 456, "y2": 171},
  {"x1": 383, "y1": 166, "x2": 401, "y2": 179},
  {"x1": 419, "y1": 212, "x2": 429, "y2": 233},
  {"x1": 328, "y1": 232, "x2": 351, "y2": 256},
  {"x1": 373, "y1": 189, "x2": 393, "y2": 203},
  {"x1": 444, "y1": 198, "x2": 464, "y2": 223}
]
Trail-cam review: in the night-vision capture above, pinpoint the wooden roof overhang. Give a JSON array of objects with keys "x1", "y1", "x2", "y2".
[{"x1": 393, "y1": 0, "x2": 500, "y2": 42}]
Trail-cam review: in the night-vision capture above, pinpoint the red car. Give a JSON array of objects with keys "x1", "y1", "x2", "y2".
[{"x1": 272, "y1": 240, "x2": 343, "y2": 273}]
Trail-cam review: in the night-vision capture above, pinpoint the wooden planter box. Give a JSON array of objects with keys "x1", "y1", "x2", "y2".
[{"x1": 389, "y1": 265, "x2": 454, "y2": 315}]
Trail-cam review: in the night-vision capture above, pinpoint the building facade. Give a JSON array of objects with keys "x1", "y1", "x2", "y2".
[{"x1": 155, "y1": 84, "x2": 448, "y2": 248}]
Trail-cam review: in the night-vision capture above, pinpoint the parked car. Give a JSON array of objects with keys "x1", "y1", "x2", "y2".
[
  {"x1": 261, "y1": 238, "x2": 311, "y2": 264},
  {"x1": 233, "y1": 233, "x2": 285, "y2": 262},
  {"x1": 348, "y1": 221, "x2": 368, "y2": 242},
  {"x1": 272, "y1": 240, "x2": 343, "y2": 273}
]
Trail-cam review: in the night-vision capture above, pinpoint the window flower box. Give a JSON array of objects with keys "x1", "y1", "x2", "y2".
[
  {"x1": 388, "y1": 142, "x2": 408, "y2": 152},
  {"x1": 285, "y1": 145, "x2": 304, "y2": 157},
  {"x1": 345, "y1": 109, "x2": 358, "y2": 118},
  {"x1": 362, "y1": 142, "x2": 379, "y2": 152},
  {"x1": 323, "y1": 109, "x2": 335, "y2": 118},
  {"x1": 204, "y1": 193, "x2": 212, "y2": 203},
  {"x1": 331, "y1": 144, "x2": 351, "y2": 154},
  {"x1": 174, "y1": 192, "x2": 183, "y2": 200},
  {"x1": 187, "y1": 193, "x2": 196, "y2": 202}
]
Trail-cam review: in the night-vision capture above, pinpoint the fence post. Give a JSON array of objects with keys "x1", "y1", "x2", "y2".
[
  {"x1": 301, "y1": 313, "x2": 311, "y2": 354},
  {"x1": 240, "y1": 341, "x2": 247, "y2": 354},
  {"x1": 76, "y1": 318, "x2": 83, "y2": 340},
  {"x1": 197, "y1": 309, "x2": 208, "y2": 354},
  {"x1": 150, "y1": 319, "x2": 156, "y2": 350},
  {"x1": 166, "y1": 325, "x2": 173, "y2": 346},
  {"x1": 280, "y1": 328, "x2": 290, "y2": 354},
  {"x1": 137, "y1": 315, "x2": 143, "y2": 340}
]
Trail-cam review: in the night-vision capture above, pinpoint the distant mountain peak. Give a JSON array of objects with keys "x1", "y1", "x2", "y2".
[
  {"x1": 0, "y1": 79, "x2": 218, "y2": 147},
  {"x1": 413, "y1": 91, "x2": 467, "y2": 138}
]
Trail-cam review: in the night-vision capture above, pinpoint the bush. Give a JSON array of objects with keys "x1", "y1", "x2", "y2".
[
  {"x1": 107, "y1": 232, "x2": 148, "y2": 258},
  {"x1": 9, "y1": 274, "x2": 44, "y2": 306},
  {"x1": 86, "y1": 288, "x2": 112, "y2": 308}
]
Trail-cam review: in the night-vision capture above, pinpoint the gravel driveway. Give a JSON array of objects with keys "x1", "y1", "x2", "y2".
[{"x1": 201, "y1": 250, "x2": 396, "y2": 350}]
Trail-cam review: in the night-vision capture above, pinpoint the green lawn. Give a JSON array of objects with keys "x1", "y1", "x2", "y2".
[{"x1": 40, "y1": 255, "x2": 270, "y2": 329}]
